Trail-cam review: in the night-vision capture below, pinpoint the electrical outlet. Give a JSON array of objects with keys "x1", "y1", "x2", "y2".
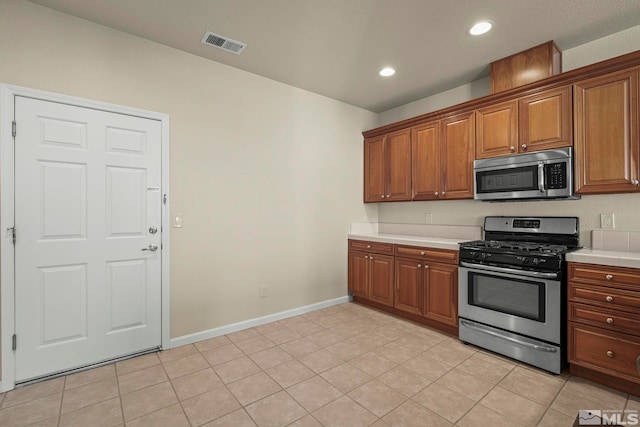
[
  {"x1": 260, "y1": 286, "x2": 268, "y2": 298},
  {"x1": 600, "y1": 213, "x2": 615, "y2": 229},
  {"x1": 172, "y1": 214, "x2": 183, "y2": 228},
  {"x1": 425, "y1": 213, "x2": 433, "y2": 224}
]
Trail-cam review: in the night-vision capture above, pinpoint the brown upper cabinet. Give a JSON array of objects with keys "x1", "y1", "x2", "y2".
[
  {"x1": 475, "y1": 99, "x2": 518, "y2": 158},
  {"x1": 364, "y1": 129, "x2": 412, "y2": 202},
  {"x1": 574, "y1": 67, "x2": 639, "y2": 194},
  {"x1": 412, "y1": 112, "x2": 475, "y2": 200},
  {"x1": 475, "y1": 86, "x2": 572, "y2": 159}
]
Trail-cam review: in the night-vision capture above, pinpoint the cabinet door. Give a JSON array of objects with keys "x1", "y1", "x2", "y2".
[
  {"x1": 412, "y1": 121, "x2": 440, "y2": 200},
  {"x1": 519, "y1": 86, "x2": 572, "y2": 152},
  {"x1": 369, "y1": 254, "x2": 394, "y2": 307},
  {"x1": 364, "y1": 136, "x2": 386, "y2": 202},
  {"x1": 476, "y1": 100, "x2": 518, "y2": 159},
  {"x1": 348, "y1": 250, "x2": 369, "y2": 298},
  {"x1": 394, "y1": 258, "x2": 423, "y2": 315},
  {"x1": 386, "y1": 129, "x2": 412, "y2": 201},
  {"x1": 441, "y1": 111, "x2": 475, "y2": 199},
  {"x1": 423, "y1": 262, "x2": 458, "y2": 327},
  {"x1": 574, "y1": 68, "x2": 639, "y2": 194}
]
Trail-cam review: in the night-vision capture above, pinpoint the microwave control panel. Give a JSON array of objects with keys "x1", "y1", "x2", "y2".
[{"x1": 545, "y1": 163, "x2": 567, "y2": 189}]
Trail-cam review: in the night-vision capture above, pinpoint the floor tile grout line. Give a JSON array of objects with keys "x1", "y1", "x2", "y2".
[{"x1": 113, "y1": 367, "x2": 125, "y2": 427}]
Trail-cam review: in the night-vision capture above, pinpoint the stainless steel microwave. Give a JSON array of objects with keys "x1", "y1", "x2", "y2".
[{"x1": 474, "y1": 148, "x2": 578, "y2": 201}]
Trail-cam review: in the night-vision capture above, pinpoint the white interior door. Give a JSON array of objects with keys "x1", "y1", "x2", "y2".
[{"x1": 14, "y1": 96, "x2": 162, "y2": 382}]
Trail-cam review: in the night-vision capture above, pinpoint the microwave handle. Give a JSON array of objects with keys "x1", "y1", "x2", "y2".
[{"x1": 538, "y1": 164, "x2": 545, "y2": 193}]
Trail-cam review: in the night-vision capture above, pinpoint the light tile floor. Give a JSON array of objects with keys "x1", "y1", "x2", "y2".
[{"x1": 1, "y1": 302, "x2": 638, "y2": 426}]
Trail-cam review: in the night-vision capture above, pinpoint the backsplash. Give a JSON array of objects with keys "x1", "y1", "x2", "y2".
[{"x1": 592, "y1": 230, "x2": 640, "y2": 252}]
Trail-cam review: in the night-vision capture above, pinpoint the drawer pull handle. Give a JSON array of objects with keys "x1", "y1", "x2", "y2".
[
  {"x1": 605, "y1": 296, "x2": 614, "y2": 303},
  {"x1": 605, "y1": 274, "x2": 613, "y2": 280},
  {"x1": 607, "y1": 351, "x2": 614, "y2": 358},
  {"x1": 606, "y1": 317, "x2": 614, "y2": 324}
]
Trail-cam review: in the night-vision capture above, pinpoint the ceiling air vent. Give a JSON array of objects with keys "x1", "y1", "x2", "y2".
[{"x1": 201, "y1": 31, "x2": 246, "y2": 55}]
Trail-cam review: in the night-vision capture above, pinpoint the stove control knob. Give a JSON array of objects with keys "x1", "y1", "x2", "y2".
[
  {"x1": 472, "y1": 252, "x2": 479, "y2": 259},
  {"x1": 522, "y1": 258, "x2": 530, "y2": 264},
  {"x1": 532, "y1": 258, "x2": 540, "y2": 265},
  {"x1": 480, "y1": 253, "x2": 487, "y2": 259}
]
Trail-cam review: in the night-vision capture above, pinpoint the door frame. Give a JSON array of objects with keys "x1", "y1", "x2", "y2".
[{"x1": 0, "y1": 84, "x2": 171, "y2": 391}]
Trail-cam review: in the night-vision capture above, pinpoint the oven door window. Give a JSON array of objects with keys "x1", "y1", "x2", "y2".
[
  {"x1": 476, "y1": 165, "x2": 538, "y2": 193},
  {"x1": 468, "y1": 272, "x2": 545, "y2": 322}
]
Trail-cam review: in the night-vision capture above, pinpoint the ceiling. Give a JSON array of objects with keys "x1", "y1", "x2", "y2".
[{"x1": 28, "y1": 0, "x2": 640, "y2": 112}]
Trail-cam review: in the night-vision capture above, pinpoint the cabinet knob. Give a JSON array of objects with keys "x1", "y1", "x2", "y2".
[
  {"x1": 367, "y1": 245, "x2": 371, "y2": 249},
  {"x1": 434, "y1": 192, "x2": 439, "y2": 196},
  {"x1": 521, "y1": 144, "x2": 528, "y2": 151},
  {"x1": 607, "y1": 350, "x2": 614, "y2": 358},
  {"x1": 417, "y1": 264, "x2": 422, "y2": 268},
  {"x1": 605, "y1": 274, "x2": 613, "y2": 280},
  {"x1": 632, "y1": 179, "x2": 639, "y2": 185},
  {"x1": 364, "y1": 256, "x2": 368, "y2": 259},
  {"x1": 606, "y1": 317, "x2": 614, "y2": 324},
  {"x1": 370, "y1": 256, "x2": 374, "y2": 260},
  {"x1": 441, "y1": 191, "x2": 446, "y2": 196},
  {"x1": 420, "y1": 251, "x2": 425, "y2": 256},
  {"x1": 386, "y1": 194, "x2": 390, "y2": 198},
  {"x1": 606, "y1": 296, "x2": 614, "y2": 302},
  {"x1": 510, "y1": 146, "x2": 516, "y2": 152}
]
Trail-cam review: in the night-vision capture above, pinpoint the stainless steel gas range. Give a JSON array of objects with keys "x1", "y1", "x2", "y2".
[{"x1": 458, "y1": 216, "x2": 579, "y2": 374}]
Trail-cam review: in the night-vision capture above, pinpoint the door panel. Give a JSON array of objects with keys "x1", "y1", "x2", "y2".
[
  {"x1": 476, "y1": 100, "x2": 518, "y2": 158},
  {"x1": 441, "y1": 112, "x2": 475, "y2": 199},
  {"x1": 412, "y1": 121, "x2": 440, "y2": 200},
  {"x1": 364, "y1": 136, "x2": 385, "y2": 202},
  {"x1": 424, "y1": 263, "x2": 458, "y2": 327},
  {"x1": 348, "y1": 251, "x2": 369, "y2": 298},
  {"x1": 394, "y1": 258, "x2": 423, "y2": 315},
  {"x1": 520, "y1": 86, "x2": 572, "y2": 152},
  {"x1": 369, "y1": 255, "x2": 394, "y2": 306},
  {"x1": 574, "y1": 68, "x2": 639, "y2": 193},
  {"x1": 386, "y1": 129, "x2": 412, "y2": 201},
  {"x1": 14, "y1": 96, "x2": 162, "y2": 382}
]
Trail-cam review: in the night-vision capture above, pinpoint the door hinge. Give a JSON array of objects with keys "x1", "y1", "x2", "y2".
[
  {"x1": 7, "y1": 227, "x2": 16, "y2": 244},
  {"x1": 163, "y1": 194, "x2": 167, "y2": 205},
  {"x1": 12, "y1": 334, "x2": 16, "y2": 351},
  {"x1": 12, "y1": 120, "x2": 16, "y2": 138}
]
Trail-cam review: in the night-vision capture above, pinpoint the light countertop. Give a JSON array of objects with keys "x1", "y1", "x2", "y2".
[
  {"x1": 566, "y1": 248, "x2": 640, "y2": 269},
  {"x1": 348, "y1": 232, "x2": 471, "y2": 251}
]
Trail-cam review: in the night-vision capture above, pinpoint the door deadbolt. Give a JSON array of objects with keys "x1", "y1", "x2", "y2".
[{"x1": 149, "y1": 226, "x2": 158, "y2": 234}]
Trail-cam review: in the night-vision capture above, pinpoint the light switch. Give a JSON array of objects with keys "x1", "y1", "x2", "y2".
[{"x1": 173, "y1": 214, "x2": 183, "y2": 228}]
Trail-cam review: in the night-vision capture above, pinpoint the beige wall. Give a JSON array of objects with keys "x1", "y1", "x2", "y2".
[
  {"x1": 378, "y1": 25, "x2": 640, "y2": 247},
  {"x1": 0, "y1": 0, "x2": 378, "y2": 338}
]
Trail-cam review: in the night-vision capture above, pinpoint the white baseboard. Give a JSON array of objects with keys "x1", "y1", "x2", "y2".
[{"x1": 169, "y1": 296, "x2": 350, "y2": 348}]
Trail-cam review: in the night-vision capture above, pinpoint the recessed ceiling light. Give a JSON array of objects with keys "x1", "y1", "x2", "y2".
[
  {"x1": 379, "y1": 67, "x2": 396, "y2": 77},
  {"x1": 469, "y1": 21, "x2": 493, "y2": 36}
]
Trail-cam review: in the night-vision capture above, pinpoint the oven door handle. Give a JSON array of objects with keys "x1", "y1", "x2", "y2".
[
  {"x1": 460, "y1": 320, "x2": 558, "y2": 353},
  {"x1": 459, "y1": 261, "x2": 559, "y2": 279},
  {"x1": 538, "y1": 163, "x2": 545, "y2": 193}
]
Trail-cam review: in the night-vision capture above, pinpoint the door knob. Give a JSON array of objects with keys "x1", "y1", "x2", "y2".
[
  {"x1": 149, "y1": 226, "x2": 158, "y2": 234},
  {"x1": 142, "y1": 244, "x2": 158, "y2": 252}
]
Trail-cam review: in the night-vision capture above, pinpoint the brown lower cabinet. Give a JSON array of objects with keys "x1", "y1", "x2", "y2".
[
  {"x1": 568, "y1": 262, "x2": 640, "y2": 395},
  {"x1": 348, "y1": 239, "x2": 459, "y2": 336}
]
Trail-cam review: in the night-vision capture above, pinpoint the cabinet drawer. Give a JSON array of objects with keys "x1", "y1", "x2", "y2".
[
  {"x1": 395, "y1": 246, "x2": 458, "y2": 263},
  {"x1": 569, "y1": 282, "x2": 640, "y2": 312},
  {"x1": 569, "y1": 302, "x2": 640, "y2": 335},
  {"x1": 569, "y1": 263, "x2": 640, "y2": 290},
  {"x1": 348, "y1": 240, "x2": 394, "y2": 255},
  {"x1": 570, "y1": 324, "x2": 640, "y2": 380}
]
